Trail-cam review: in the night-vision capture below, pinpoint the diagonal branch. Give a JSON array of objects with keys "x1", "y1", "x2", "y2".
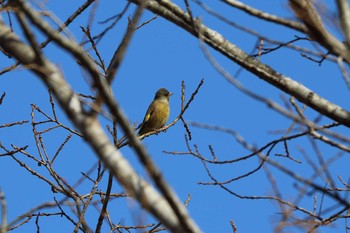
[
  {"x1": 289, "y1": 0, "x2": 350, "y2": 62},
  {"x1": 221, "y1": 0, "x2": 307, "y2": 33}
]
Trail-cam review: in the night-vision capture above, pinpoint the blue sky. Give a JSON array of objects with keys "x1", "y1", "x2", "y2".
[{"x1": 1, "y1": 1, "x2": 349, "y2": 232}]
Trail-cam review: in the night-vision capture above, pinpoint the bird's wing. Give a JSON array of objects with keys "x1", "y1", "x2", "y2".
[{"x1": 143, "y1": 104, "x2": 155, "y2": 123}]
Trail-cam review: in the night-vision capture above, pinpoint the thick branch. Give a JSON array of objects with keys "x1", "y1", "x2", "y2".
[
  {"x1": 221, "y1": 0, "x2": 307, "y2": 33},
  {"x1": 289, "y1": 0, "x2": 350, "y2": 62}
]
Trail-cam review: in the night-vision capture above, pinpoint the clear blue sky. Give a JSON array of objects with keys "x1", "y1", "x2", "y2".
[{"x1": 1, "y1": 1, "x2": 348, "y2": 232}]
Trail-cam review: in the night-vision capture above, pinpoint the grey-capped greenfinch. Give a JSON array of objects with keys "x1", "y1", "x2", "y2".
[{"x1": 138, "y1": 88, "x2": 172, "y2": 136}]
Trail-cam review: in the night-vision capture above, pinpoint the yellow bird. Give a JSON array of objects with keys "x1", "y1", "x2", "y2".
[{"x1": 138, "y1": 88, "x2": 172, "y2": 136}]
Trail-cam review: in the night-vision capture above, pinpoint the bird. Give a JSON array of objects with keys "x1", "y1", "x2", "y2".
[{"x1": 138, "y1": 88, "x2": 172, "y2": 136}]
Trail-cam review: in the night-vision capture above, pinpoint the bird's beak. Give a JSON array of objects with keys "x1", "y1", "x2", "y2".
[{"x1": 169, "y1": 92, "x2": 173, "y2": 96}]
